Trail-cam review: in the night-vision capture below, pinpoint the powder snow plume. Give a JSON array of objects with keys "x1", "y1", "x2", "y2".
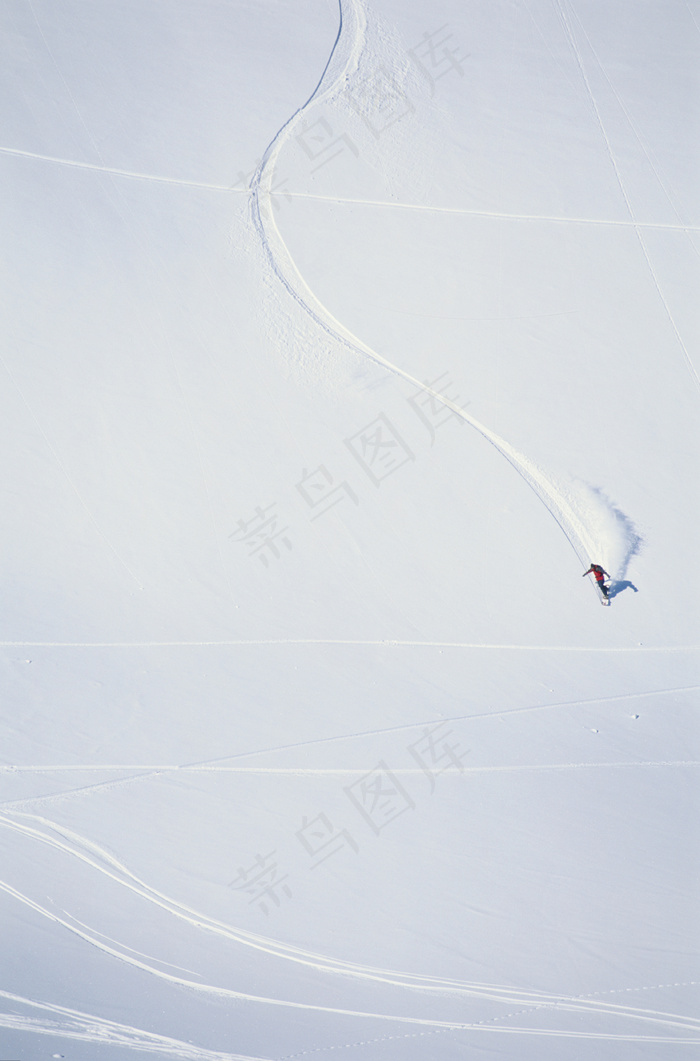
[{"x1": 568, "y1": 481, "x2": 643, "y2": 578}]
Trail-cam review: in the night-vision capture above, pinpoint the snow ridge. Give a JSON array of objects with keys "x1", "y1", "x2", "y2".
[{"x1": 249, "y1": 0, "x2": 638, "y2": 584}]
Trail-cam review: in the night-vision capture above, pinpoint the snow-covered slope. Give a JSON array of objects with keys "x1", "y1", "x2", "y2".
[{"x1": 1, "y1": 0, "x2": 698, "y2": 1058}]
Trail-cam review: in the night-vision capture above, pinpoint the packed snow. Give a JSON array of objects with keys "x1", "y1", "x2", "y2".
[{"x1": 1, "y1": 0, "x2": 699, "y2": 1058}]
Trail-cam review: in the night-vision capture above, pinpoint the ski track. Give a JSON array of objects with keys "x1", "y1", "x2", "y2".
[
  {"x1": 1, "y1": 755, "x2": 697, "y2": 812},
  {"x1": 283, "y1": 191, "x2": 700, "y2": 231},
  {"x1": 0, "y1": 758, "x2": 697, "y2": 814},
  {"x1": 0, "y1": 683, "x2": 696, "y2": 812},
  {"x1": 0, "y1": 811, "x2": 698, "y2": 1046},
  {"x1": 686, "y1": 0, "x2": 700, "y2": 38},
  {"x1": 565, "y1": 7, "x2": 700, "y2": 258},
  {"x1": 0, "y1": 144, "x2": 237, "y2": 190},
  {"x1": 0, "y1": 989, "x2": 263, "y2": 1061},
  {"x1": 3, "y1": 639, "x2": 698, "y2": 649},
  {"x1": 1, "y1": 762, "x2": 698, "y2": 780},
  {"x1": 4, "y1": 143, "x2": 699, "y2": 233},
  {"x1": 554, "y1": 0, "x2": 700, "y2": 393},
  {"x1": 0, "y1": 890, "x2": 697, "y2": 1047},
  {"x1": 248, "y1": 0, "x2": 647, "y2": 584},
  {"x1": 59, "y1": 907, "x2": 203, "y2": 977},
  {"x1": 7, "y1": 0, "x2": 241, "y2": 612},
  {"x1": 278, "y1": 1027, "x2": 700, "y2": 1056}
]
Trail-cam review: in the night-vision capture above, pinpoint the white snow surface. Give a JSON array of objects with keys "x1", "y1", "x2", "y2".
[{"x1": 1, "y1": 0, "x2": 699, "y2": 1058}]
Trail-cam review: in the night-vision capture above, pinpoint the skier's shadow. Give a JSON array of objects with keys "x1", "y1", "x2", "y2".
[{"x1": 607, "y1": 580, "x2": 639, "y2": 600}]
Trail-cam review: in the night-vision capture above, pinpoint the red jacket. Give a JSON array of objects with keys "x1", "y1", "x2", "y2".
[{"x1": 584, "y1": 564, "x2": 610, "y2": 583}]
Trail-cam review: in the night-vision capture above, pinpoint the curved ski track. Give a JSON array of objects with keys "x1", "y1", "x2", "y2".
[
  {"x1": 1, "y1": 811, "x2": 698, "y2": 1047},
  {"x1": 0, "y1": 988, "x2": 262, "y2": 1061},
  {"x1": 250, "y1": 0, "x2": 636, "y2": 580}
]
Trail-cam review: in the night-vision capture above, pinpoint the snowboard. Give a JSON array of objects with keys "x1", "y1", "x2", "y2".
[{"x1": 585, "y1": 570, "x2": 612, "y2": 605}]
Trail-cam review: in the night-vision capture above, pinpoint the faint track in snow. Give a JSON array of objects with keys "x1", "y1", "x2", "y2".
[
  {"x1": 279, "y1": 1003, "x2": 700, "y2": 1058},
  {"x1": 3, "y1": 638, "x2": 697, "y2": 650},
  {"x1": 279, "y1": 1026, "x2": 700, "y2": 1056},
  {"x1": 281, "y1": 191, "x2": 700, "y2": 231},
  {"x1": 3, "y1": 144, "x2": 696, "y2": 233},
  {"x1": 1, "y1": 812, "x2": 699, "y2": 1043},
  {"x1": 4, "y1": 759, "x2": 695, "y2": 806},
  {"x1": 249, "y1": 0, "x2": 638, "y2": 581},
  {"x1": 554, "y1": 0, "x2": 700, "y2": 394},
  {"x1": 1, "y1": 682, "x2": 697, "y2": 810},
  {"x1": 561, "y1": 8, "x2": 700, "y2": 260},
  {"x1": 58, "y1": 908, "x2": 203, "y2": 976},
  {"x1": 685, "y1": 0, "x2": 700, "y2": 37},
  {"x1": 0, "y1": 144, "x2": 237, "y2": 191},
  {"x1": 2, "y1": 762, "x2": 698, "y2": 780}
]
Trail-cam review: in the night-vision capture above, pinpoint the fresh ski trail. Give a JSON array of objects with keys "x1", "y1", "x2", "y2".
[{"x1": 248, "y1": 0, "x2": 640, "y2": 586}]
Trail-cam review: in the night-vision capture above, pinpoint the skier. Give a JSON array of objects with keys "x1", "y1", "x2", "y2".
[{"x1": 583, "y1": 563, "x2": 611, "y2": 598}]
